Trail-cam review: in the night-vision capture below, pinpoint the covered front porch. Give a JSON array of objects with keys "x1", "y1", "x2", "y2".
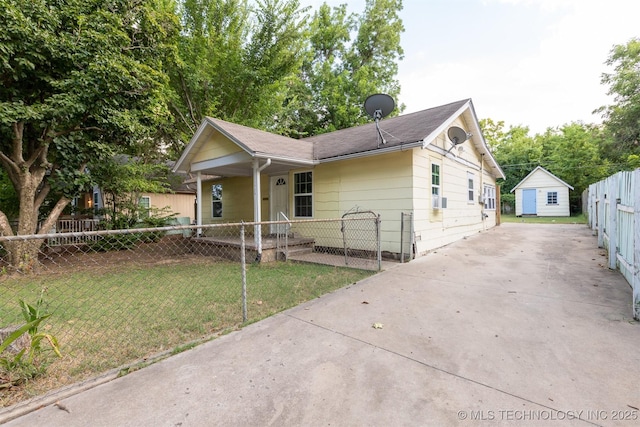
[{"x1": 172, "y1": 117, "x2": 317, "y2": 261}]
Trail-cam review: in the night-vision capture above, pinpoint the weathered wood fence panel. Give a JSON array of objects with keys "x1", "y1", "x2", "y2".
[{"x1": 587, "y1": 169, "x2": 640, "y2": 320}]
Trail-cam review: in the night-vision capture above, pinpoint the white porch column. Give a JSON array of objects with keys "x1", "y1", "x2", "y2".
[
  {"x1": 252, "y1": 158, "x2": 271, "y2": 261},
  {"x1": 196, "y1": 171, "x2": 202, "y2": 236}
]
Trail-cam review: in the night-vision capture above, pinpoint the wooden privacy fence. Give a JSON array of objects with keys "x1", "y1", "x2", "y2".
[{"x1": 587, "y1": 169, "x2": 640, "y2": 320}]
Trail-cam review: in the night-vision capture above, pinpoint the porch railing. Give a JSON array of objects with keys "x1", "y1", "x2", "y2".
[
  {"x1": 276, "y1": 211, "x2": 292, "y2": 260},
  {"x1": 48, "y1": 219, "x2": 100, "y2": 246}
]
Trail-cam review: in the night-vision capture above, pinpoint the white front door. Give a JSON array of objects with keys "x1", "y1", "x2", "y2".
[{"x1": 270, "y1": 175, "x2": 289, "y2": 234}]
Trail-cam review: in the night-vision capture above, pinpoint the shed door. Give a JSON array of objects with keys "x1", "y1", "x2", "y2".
[
  {"x1": 522, "y1": 189, "x2": 537, "y2": 214},
  {"x1": 270, "y1": 175, "x2": 289, "y2": 234}
]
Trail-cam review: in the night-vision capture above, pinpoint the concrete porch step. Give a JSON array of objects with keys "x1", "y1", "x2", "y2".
[{"x1": 280, "y1": 245, "x2": 314, "y2": 260}]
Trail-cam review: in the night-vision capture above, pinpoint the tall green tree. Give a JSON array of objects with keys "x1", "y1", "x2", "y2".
[
  {"x1": 536, "y1": 123, "x2": 609, "y2": 211},
  {"x1": 483, "y1": 118, "x2": 610, "y2": 213},
  {"x1": 166, "y1": 0, "x2": 308, "y2": 150},
  {"x1": 276, "y1": 0, "x2": 405, "y2": 137},
  {"x1": 597, "y1": 37, "x2": 640, "y2": 169},
  {"x1": 480, "y1": 119, "x2": 542, "y2": 195},
  {"x1": 0, "y1": 0, "x2": 177, "y2": 267}
]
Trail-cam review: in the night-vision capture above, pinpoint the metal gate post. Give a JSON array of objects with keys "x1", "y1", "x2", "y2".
[
  {"x1": 409, "y1": 212, "x2": 414, "y2": 261},
  {"x1": 400, "y1": 212, "x2": 405, "y2": 263},
  {"x1": 241, "y1": 222, "x2": 247, "y2": 322},
  {"x1": 377, "y1": 214, "x2": 382, "y2": 271}
]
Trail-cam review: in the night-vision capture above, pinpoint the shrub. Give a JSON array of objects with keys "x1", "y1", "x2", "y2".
[{"x1": 0, "y1": 290, "x2": 61, "y2": 389}]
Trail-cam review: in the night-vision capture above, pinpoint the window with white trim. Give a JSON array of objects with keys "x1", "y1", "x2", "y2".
[
  {"x1": 212, "y1": 184, "x2": 222, "y2": 218},
  {"x1": 139, "y1": 196, "x2": 150, "y2": 219},
  {"x1": 294, "y1": 171, "x2": 312, "y2": 217},
  {"x1": 467, "y1": 172, "x2": 475, "y2": 203},
  {"x1": 483, "y1": 185, "x2": 496, "y2": 210},
  {"x1": 431, "y1": 163, "x2": 440, "y2": 197},
  {"x1": 547, "y1": 191, "x2": 558, "y2": 205}
]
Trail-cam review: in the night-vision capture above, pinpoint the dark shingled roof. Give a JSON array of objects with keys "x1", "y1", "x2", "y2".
[
  {"x1": 174, "y1": 98, "x2": 504, "y2": 179},
  {"x1": 306, "y1": 99, "x2": 470, "y2": 159},
  {"x1": 204, "y1": 99, "x2": 469, "y2": 161},
  {"x1": 207, "y1": 117, "x2": 314, "y2": 161}
]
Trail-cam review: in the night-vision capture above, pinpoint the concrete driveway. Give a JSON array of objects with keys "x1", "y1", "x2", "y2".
[{"x1": 2, "y1": 223, "x2": 639, "y2": 426}]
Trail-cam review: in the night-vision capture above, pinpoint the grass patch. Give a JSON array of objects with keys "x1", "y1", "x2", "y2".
[
  {"x1": 501, "y1": 213, "x2": 587, "y2": 224},
  {"x1": 0, "y1": 258, "x2": 372, "y2": 406}
]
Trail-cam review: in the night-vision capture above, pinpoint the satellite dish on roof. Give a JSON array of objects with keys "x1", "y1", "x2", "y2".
[
  {"x1": 364, "y1": 94, "x2": 395, "y2": 146},
  {"x1": 364, "y1": 94, "x2": 395, "y2": 120},
  {"x1": 446, "y1": 126, "x2": 471, "y2": 155}
]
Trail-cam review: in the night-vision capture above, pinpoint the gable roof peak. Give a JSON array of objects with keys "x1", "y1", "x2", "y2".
[{"x1": 510, "y1": 166, "x2": 574, "y2": 192}]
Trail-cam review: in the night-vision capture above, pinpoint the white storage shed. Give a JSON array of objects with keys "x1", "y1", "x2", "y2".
[{"x1": 511, "y1": 166, "x2": 573, "y2": 216}]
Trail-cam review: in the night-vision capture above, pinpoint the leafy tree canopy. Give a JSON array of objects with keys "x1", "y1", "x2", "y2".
[
  {"x1": 0, "y1": 0, "x2": 178, "y2": 264},
  {"x1": 166, "y1": 0, "x2": 309, "y2": 150},
  {"x1": 480, "y1": 119, "x2": 541, "y2": 195},
  {"x1": 597, "y1": 37, "x2": 640, "y2": 161},
  {"x1": 481, "y1": 119, "x2": 611, "y2": 213},
  {"x1": 276, "y1": 0, "x2": 405, "y2": 137},
  {"x1": 165, "y1": 0, "x2": 406, "y2": 148},
  {"x1": 591, "y1": 37, "x2": 640, "y2": 172}
]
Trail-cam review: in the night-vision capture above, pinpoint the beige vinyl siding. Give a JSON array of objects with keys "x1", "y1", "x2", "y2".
[
  {"x1": 189, "y1": 119, "x2": 500, "y2": 256},
  {"x1": 192, "y1": 132, "x2": 244, "y2": 164},
  {"x1": 514, "y1": 187, "x2": 570, "y2": 216},
  {"x1": 514, "y1": 188, "x2": 523, "y2": 215},
  {"x1": 296, "y1": 151, "x2": 414, "y2": 254},
  {"x1": 539, "y1": 186, "x2": 570, "y2": 216},
  {"x1": 412, "y1": 132, "x2": 498, "y2": 255},
  {"x1": 141, "y1": 193, "x2": 195, "y2": 222},
  {"x1": 201, "y1": 177, "x2": 255, "y2": 224}
]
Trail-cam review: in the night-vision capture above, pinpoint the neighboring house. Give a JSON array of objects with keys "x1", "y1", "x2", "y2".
[
  {"x1": 89, "y1": 180, "x2": 196, "y2": 224},
  {"x1": 511, "y1": 166, "x2": 574, "y2": 217},
  {"x1": 172, "y1": 99, "x2": 505, "y2": 259},
  {"x1": 71, "y1": 161, "x2": 197, "y2": 224}
]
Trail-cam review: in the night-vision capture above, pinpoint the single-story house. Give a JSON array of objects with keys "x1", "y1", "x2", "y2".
[
  {"x1": 172, "y1": 98, "x2": 505, "y2": 260},
  {"x1": 511, "y1": 166, "x2": 573, "y2": 216}
]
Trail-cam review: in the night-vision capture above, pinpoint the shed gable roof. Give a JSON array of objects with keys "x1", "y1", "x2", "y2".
[{"x1": 510, "y1": 166, "x2": 574, "y2": 192}]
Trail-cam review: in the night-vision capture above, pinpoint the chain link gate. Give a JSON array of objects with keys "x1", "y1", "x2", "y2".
[{"x1": 340, "y1": 210, "x2": 381, "y2": 270}]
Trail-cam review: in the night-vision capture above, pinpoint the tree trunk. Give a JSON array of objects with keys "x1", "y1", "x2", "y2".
[
  {"x1": 0, "y1": 163, "x2": 69, "y2": 271},
  {"x1": 3, "y1": 174, "x2": 44, "y2": 270},
  {"x1": 0, "y1": 118, "x2": 73, "y2": 270}
]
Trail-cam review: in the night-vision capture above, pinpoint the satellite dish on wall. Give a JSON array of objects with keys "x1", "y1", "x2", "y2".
[
  {"x1": 446, "y1": 126, "x2": 471, "y2": 155},
  {"x1": 448, "y1": 126, "x2": 470, "y2": 145},
  {"x1": 364, "y1": 94, "x2": 395, "y2": 146}
]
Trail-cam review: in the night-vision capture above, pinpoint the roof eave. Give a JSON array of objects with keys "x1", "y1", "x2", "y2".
[
  {"x1": 254, "y1": 153, "x2": 318, "y2": 166},
  {"x1": 465, "y1": 101, "x2": 506, "y2": 180},
  {"x1": 318, "y1": 141, "x2": 425, "y2": 163}
]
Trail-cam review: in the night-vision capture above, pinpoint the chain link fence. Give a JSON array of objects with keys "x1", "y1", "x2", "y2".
[{"x1": 0, "y1": 216, "x2": 382, "y2": 407}]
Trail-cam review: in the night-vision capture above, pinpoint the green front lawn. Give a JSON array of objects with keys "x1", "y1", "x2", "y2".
[
  {"x1": 0, "y1": 260, "x2": 373, "y2": 406},
  {"x1": 501, "y1": 213, "x2": 587, "y2": 224}
]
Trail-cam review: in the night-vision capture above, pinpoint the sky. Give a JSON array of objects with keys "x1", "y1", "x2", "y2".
[{"x1": 300, "y1": 0, "x2": 640, "y2": 135}]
